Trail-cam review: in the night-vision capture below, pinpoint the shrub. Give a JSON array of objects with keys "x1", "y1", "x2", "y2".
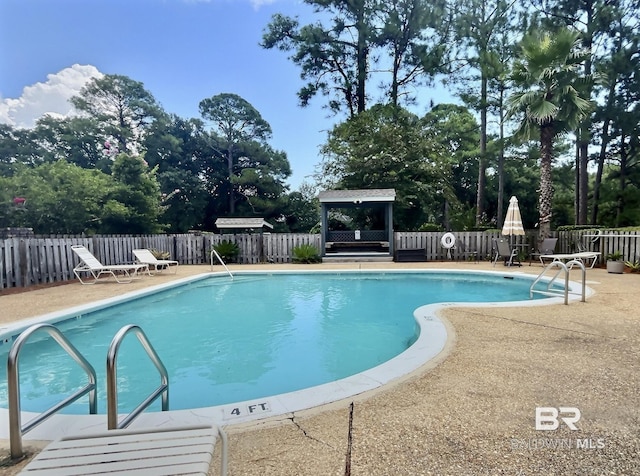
[
  {"x1": 292, "y1": 244, "x2": 321, "y2": 264},
  {"x1": 212, "y1": 240, "x2": 240, "y2": 263},
  {"x1": 417, "y1": 223, "x2": 443, "y2": 232},
  {"x1": 150, "y1": 249, "x2": 170, "y2": 260},
  {"x1": 625, "y1": 259, "x2": 640, "y2": 273}
]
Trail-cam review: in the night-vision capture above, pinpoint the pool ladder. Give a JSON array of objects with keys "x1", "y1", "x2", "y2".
[
  {"x1": 529, "y1": 259, "x2": 587, "y2": 305},
  {"x1": 6, "y1": 323, "x2": 169, "y2": 459},
  {"x1": 210, "y1": 248, "x2": 234, "y2": 279}
]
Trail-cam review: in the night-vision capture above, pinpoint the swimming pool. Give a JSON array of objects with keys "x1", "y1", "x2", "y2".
[{"x1": 0, "y1": 269, "x2": 579, "y2": 437}]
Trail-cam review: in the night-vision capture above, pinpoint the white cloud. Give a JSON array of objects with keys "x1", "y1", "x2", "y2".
[
  {"x1": 250, "y1": 0, "x2": 276, "y2": 9},
  {"x1": 0, "y1": 64, "x2": 103, "y2": 129},
  {"x1": 182, "y1": 0, "x2": 276, "y2": 10}
]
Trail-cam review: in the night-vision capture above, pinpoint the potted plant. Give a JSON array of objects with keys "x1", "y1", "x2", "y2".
[{"x1": 606, "y1": 251, "x2": 624, "y2": 274}]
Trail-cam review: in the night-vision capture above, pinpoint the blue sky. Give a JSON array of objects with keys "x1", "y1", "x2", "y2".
[{"x1": 0, "y1": 0, "x2": 453, "y2": 189}]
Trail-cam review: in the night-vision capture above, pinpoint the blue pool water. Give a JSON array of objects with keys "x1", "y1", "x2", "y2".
[{"x1": 0, "y1": 271, "x2": 548, "y2": 414}]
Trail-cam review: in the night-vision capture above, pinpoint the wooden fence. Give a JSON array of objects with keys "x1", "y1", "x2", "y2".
[{"x1": 1, "y1": 230, "x2": 638, "y2": 290}]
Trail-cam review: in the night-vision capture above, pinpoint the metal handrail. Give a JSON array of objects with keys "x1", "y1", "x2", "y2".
[
  {"x1": 7, "y1": 323, "x2": 97, "y2": 459},
  {"x1": 530, "y1": 259, "x2": 586, "y2": 305},
  {"x1": 210, "y1": 248, "x2": 234, "y2": 279},
  {"x1": 107, "y1": 325, "x2": 169, "y2": 430}
]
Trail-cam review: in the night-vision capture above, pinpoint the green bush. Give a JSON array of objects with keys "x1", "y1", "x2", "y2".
[
  {"x1": 417, "y1": 223, "x2": 443, "y2": 232},
  {"x1": 212, "y1": 240, "x2": 240, "y2": 263},
  {"x1": 292, "y1": 244, "x2": 321, "y2": 263},
  {"x1": 625, "y1": 259, "x2": 640, "y2": 273},
  {"x1": 556, "y1": 225, "x2": 604, "y2": 231},
  {"x1": 150, "y1": 249, "x2": 170, "y2": 260}
]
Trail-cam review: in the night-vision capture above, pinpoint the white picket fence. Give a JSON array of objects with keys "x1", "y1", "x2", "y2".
[{"x1": 1, "y1": 230, "x2": 638, "y2": 290}]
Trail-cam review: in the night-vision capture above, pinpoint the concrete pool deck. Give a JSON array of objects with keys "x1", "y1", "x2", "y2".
[{"x1": 0, "y1": 261, "x2": 639, "y2": 475}]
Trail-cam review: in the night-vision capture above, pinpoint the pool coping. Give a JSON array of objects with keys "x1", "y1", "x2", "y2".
[{"x1": 0, "y1": 268, "x2": 593, "y2": 441}]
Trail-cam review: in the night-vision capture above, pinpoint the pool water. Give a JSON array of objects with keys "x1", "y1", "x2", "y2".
[{"x1": 0, "y1": 271, "x2": 547, "y2": 414}]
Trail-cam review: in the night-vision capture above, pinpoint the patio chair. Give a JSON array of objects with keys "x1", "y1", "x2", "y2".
[
  {"x1": 18, "y1": 424, "x2": 228, "y2": 476},
  {"x1": 492, "y1": 238, "x2": 520, "y2": 267},
  {"x1": 529, "y1": 238, "x2": 558, "y2": 266},
  {"x1": 133, "y1": 249, "x2": 179, "y2": 274},
  {"x1": 71, "y1": 245, "x2": 148, "y2": 284}
]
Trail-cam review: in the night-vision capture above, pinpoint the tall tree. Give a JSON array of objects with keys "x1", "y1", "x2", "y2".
[
  {"x1": 374, "y1": 0, "x2": 449, "y2": 106},
  {"x1": 0, "y1": 123, "x2": 50, "y2": 170},
  {"x1": 531, "y1": 0, "x2": 620, "y2": 224},
  {"x1": 422, "y1": 104, "x2": 480, "y2": 229},
  {"x1": 144, "y1": 115, "x2": 212, "y2": 232},
  {"x1": 102, "y1": 153, "x2": 165, "y2": 234},
  {"x1": 320, "y1": 104, "x2": 451, "y2": 230},
  {"x1": 262, "y1": 1, "x2": 373, "y2": 116},
  {"x1": 507, "y1": 28, "x2": 593, "y2": 240},
  {"x1": 33, "y1": 116, "x2": 112, "y2": 172},
  {"x1": 590, "y1": 0, "x2": 640, "y2": 224},
  {"x1": 451, "y1": 0, "x2": 520, "y2": 227},
  {"x1": 71, "y1": 74, "x2": 163, "y2": 154},
  {"x1": 199, "y1": 93, "x2": 271, "y2": 214}
]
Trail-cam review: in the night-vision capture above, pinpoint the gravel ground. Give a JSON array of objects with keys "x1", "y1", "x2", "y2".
[{"x1": 0, "y1": 262, "x2": 638, "y2": 476}]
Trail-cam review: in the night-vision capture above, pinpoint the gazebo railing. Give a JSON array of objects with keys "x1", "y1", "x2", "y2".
[{"x1": 327, "y1": 230, "x2": 387, "y2": 242}]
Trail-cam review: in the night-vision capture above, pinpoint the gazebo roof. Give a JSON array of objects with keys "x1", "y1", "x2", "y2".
[
  {"x1": 215, "y1": 218, "x2": 274, "y2": 230},
  {"x1": 318, "y1": 188, "x2": 396, "y2": 203}
]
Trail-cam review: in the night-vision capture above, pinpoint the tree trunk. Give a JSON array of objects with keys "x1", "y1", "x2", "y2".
[
  {"x1": 227, "y1": 148, "x2": 235, "y2": 214},
  {"x1": 539, "y1": 123, "x2": 555, "y2": 240},
  {"x1": 356, "y1": 1, "x2": 367, "y2": 114},
  {"x1": 591, "y1": 116, "x2": 610, "y2": 224},
  {"x1": 578, "y1": 127, "x2": 589, "y2": 224},
  {"x1": 616, "y1": 134, "x2": 628, "y2": 227},
  {"x1": 475, "y1": 75, "x2": 488, "y2": 227},
  {"x1": 574, "y1": 139, "x2": 580, "y2": 224},
  {"x1": 578, "y1": 3, "x2": 595, "y2": 226},
  {"x1": 497, "y1": 84, "x2": 506, "y2": 229},
  {"x1": 591, "y1": 76, "x2": 617, "y2": 224}
]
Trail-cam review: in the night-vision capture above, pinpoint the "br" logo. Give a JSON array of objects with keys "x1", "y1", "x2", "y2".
[{"x1": 535, "y1": 407, "x2": 581, "y2": 430}]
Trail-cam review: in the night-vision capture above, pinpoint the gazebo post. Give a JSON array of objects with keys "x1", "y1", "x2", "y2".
[
  {"x1": 386, "y1": 202, "x2": 394, "y2": 255},
  {"x1": 321, "y1": 203, "x2": 328, "y2": 255}
]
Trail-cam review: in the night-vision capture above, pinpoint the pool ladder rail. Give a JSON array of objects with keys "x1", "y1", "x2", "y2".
[
  {"x1": 7, "y1": 323, "x2": 169, "y2": 459},
  {"x1": 529, "y1": 259, "x2": 587, "y2": 305},
  {"x1": 210, "y1": 248, "x2": 234, "y2": 279}
]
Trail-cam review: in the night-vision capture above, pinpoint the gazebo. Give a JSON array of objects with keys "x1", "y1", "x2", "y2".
[{"x1": 318, "y1": 188, "x2": 396, "y2": 259}]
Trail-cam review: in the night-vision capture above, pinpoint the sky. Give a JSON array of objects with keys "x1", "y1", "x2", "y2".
[{"x1": 0, "y1": 0, "x2": 453, "y2": 190}]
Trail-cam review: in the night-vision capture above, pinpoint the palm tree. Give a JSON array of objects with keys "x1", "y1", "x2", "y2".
[{"x1": 507, "y1": 28, "x2": 593, "y2": 241}]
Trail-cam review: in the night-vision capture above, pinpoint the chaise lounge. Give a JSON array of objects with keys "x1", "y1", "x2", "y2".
[
  {"x1": 133, "y1": 249, "x2": 179, "y2": 274},
  {"x1": 71, "y1": 245, "x2": 148, "y2": 284}
]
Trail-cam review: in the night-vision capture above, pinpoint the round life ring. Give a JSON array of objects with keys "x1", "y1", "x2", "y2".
[
  {"x1": 591, "y1": 229, "x2": 601, "y2": 243},
  {"x1": 441, "y1": 232, "x2": 456, "y2": 249}
]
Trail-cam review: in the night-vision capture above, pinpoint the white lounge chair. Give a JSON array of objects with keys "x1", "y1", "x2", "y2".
[
  {"x1": 540, "y1": 251, "x2": 601, "y2": 269},
  {"x1": 71, "y1": 245, "x2": 148, "y2": 284},
  {"x1": 18, "y1": 424, "x2": 228, "y2": 475},
  {"x1": 133, "y1": 249, "x2": 179, "y2": 274}
]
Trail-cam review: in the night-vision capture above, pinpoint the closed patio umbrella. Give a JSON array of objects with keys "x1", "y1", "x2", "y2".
[{"x1": 502, "y1": 196, "x2": 525, "y2": 245}]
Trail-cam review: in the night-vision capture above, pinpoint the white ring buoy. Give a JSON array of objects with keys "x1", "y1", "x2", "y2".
[
  {"x1": 591, "y1": 229, "x2": 601, "y2": 243},
  {"x1": 441, "y1": 232, "x2": 456, "y2": 249}
]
